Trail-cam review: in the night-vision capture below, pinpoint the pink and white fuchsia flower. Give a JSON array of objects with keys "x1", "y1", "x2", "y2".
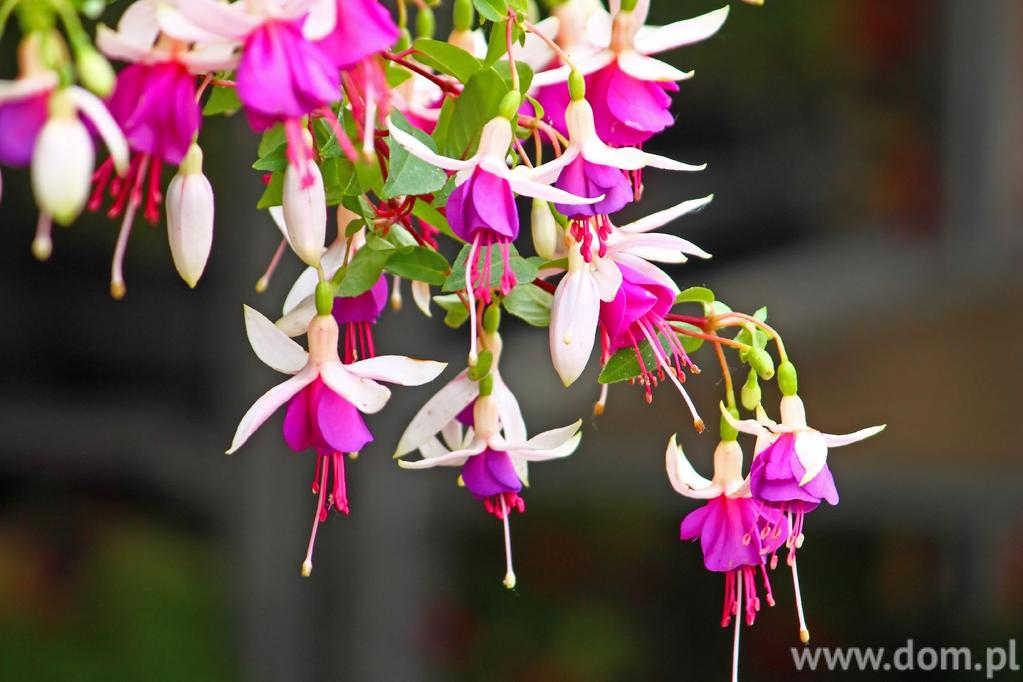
[
  {"x1": 397, "y1": 388, "x2": 582, "y2": 590},
  {"x1": 549, "y1": 195, "x2": 713, "y2": 388},
  {"x1": 534, "y1": 2, "x2": 729, "y2": 146},
  {"x1": 666, "y1": 435, "x2": 785, "y2": 682},
  {"x1": 228, "y1": 306, "x2": 446, "y2": 575}
]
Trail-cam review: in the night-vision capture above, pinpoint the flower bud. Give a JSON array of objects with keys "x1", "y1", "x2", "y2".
[
  {"x1": 76, "y1": 46, "x2": 115, "y2": 97},
  {"x1": 740, "y1": 369, "x2": 761, "y2": 410},
  {"x1": 416, "y1": 6, "x2": 435, "y2": 39},
  {"x1": 31, "y1": 92, "x2": 93, "y2": 226},
  {"x1": 530, "y1": 198, "x2": 558, "y2": 260},
  {"x1": 282, "y1": 160, "x2": 327, "y2": 267},
  {"x1": 777, "y1": 360, "x2": 798, "y2": 396},
  {"x1": 568, "y1": 69, "x2": 586, "y2": 101},
  {"x1": 483, "y1": 303, "x2": 501, "y2": 332},
  {"x1": 468, "y1": 349, "x2": 493, "y2": 380},
  {"x1": 453, "y1": 0, "x2": 474, "y2": 31},
  {"x1": 166, "y1": 144, "x2": 214, "y2": 287},
  {"x1": 747, "y1": 347, "x2": 775, "y2": 381},
  {"x1": 315, "y1": 280, "x2": 334, "y2": 316},
  {"x1": 498, "y1": 90, "x2": 522, "y2": 121}
]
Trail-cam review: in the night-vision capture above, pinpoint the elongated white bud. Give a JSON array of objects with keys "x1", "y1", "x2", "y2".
[
  {"x1": 166, "y1": 143, "x2": 214, "y2": 288},
  {"x1": 282, "y1": 160, "x2": 327, "y2": 268},
  {"x1": 31, "y1": 92, "x2": 93, "y2": 225},
  {"x1": 530, "y1": 198, "x2": 558, "y2": 260}
]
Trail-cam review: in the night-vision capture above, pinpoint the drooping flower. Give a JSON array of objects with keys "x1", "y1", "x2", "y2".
[
  {"x1": 165, "y1": 142, "x2": 214, "y2": 287},
  {"x1": 666, "y1": 434, "x2": 785, "y2": 682},
  {"x1": 228, "y1": 306, "x2": 446, "y2": 575},
  {"x1": 398, "y1": 385, "x2": 581, "y2": 589},
  {"x1": 533, "y1": 2, "x2": 730, "y2": 146},
  {"x1": 549, "y1": 196, "x2": 712, "y2": 388},
  {"x1": 387, "y1": 114, "x2": 599, "y2": 358},
  {"x1": 311, "y1": 0, "x2": 399, "y2": 69}
]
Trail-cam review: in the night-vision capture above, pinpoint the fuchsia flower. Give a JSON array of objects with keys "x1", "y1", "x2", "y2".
[
  {"x1": 310, "y1": 0, "x2": 398, "y2": 69},
  {"x1": 666, "y1": 435, "x2": 785, "y2": 682},
  {"x1": 533, "y1": 2, "x2": 729, "y2": 146},
  {"x1": 228, "y1": 306, "x2": 446, "y2": 575},
  {"x1": 397, "y1": 373, "x2": 581, "y2": 588}
]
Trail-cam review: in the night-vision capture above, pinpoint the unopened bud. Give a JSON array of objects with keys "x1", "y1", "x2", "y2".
[
  {"x1": 315, "y1": 280, "x2": 334, "y2": 316},
  {"x1": 748, "y1": 347, "x2": 775, "y2": 380},
  {"x1": 282, "y1": 160, "x2": 327, "y2": 267},
  {"x1": 777, "y1": 360, "x2": 798, "y2": 396},
  {"x1": 740, "y1": 369, "x2": 761, "y2": 410},
  {"x1": 483, "y1": 303, "x2": 501, "y2": 332},
  {"x1": 166, "y1": 144, "x2": 214, "y2": 288},
  {"x1": 531, "y1": 198, "x2": 558, "y2": 260},
  {"x1": 453, "y1": 0, "x2": 474, "y2": 31},
  {"x1": 416, "y1": 6, "x2": 435, "y2": 39},
  {"x1": 468, "y1": 349, "x2": 493, "y2": 380},
  {"x1": 498, "y1": 90, "x2": 522, "y2": 120},
  {"x1": 568, "y1": 69, "x2": 585, "y2": 101},
  {"x1": 32, "y1": 93, "x2": 93, "y2": 226},
  {"x1": 76, "y1": 46, "x2": 115, "y2": 97}
]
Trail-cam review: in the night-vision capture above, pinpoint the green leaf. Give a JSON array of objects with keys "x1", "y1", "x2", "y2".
[
  {"x1": 434, "y1": 293, "x2": 469, "y2": 328},
  {"x1": 483, "y1": 20, "x2": 508, "y2": 66},
  {"x1": 435, "y1": 67, "x2": 508, "y2": 157},
  {"x1": 258, "y1": 124, "x2": 286, "y2": 156},
  {"x1": 473, "y1": 0, "x2": 508, "y2": 22},
  {"x1": 442, "y1": 244, "x2": 539, "y2": 292},
  {"x1": 322, "y1": 157, "x2": 361, "y2": 205},
  {"x1": 675, "y1": 286, "x2": 715, "y2": 305},
  {"x1": 256, "y1": 172, "x2": 283, "y2": 209},
  {"x1": 252, "y1": 143, "x2": 287, "y2": 172},
  {"x1": 382, "y1": 112, "x2": 448, "y2": 198},
  {"x1": 411, "y1": 198, "x2": 463, "y2": 243},
  {"x1": 337, "y1": 247, "x2": 391, "y2": 297},
  {"x1": 384, "y1": 246, "x2": 450, "y2": 285},
  {"x1": 493, "y1": 59, "x2": 533, "y2": 94},
  {"x1": 202, "y1": 85, "x2": 241, "y2": 116},
  {"x1": 597, "y1": 328, "x2": 703, "y2": 384},
  {"x1": 502, "y1": 283, "x2": 552, "y2": 327},
  {"x1": 412, "y1": 38, "x2": 482, "y2": 83}
]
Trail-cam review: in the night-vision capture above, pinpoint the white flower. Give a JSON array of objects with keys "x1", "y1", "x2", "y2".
[
  {"x1": 227, "y1": 306, "x2": 446, "y2": 454},
  {"x1": 533, "y1": 2, "x2": 730, "y2": 88},
  {"x1": 721, "y1": 396, "x2": 885, "y2": 485},
  {"x1": 166, "y1": 143, "x2": 214, "y2": 287},
  {"x1": 665, "y1": 434, "x2": 749, "y2": 499}
]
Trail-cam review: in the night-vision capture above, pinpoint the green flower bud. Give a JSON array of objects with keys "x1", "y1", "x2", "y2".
[
  {"x1": 741, "y1": 369, "x2": 761, "y2": 411},
  {"x1": 453, "y1": 0, "x2": 474, "y2": 31},
  {"x1": 315, "y1": 281, "x2": 334, "y2": 316},
  {"x1": 778, "y1": 360, "x2": 798, "y2": 396},
  {"x1": 394, "y1": 27, "x2": 412, "y2": 53},
  {"x1": 748, "y1": 347, "x2": 775, "y2": 380},
  {"x1": 468, "y1": 349, "x2": 493, "y2": 380},
  {"x1": 720, "y1": 406, "x2": 739, "y2": 441},
  {"x1": 483, "y1": 303, "x2": 501, "y2": 332},
  {"x1": 498, "y1": 90, "x2": 522, "y2": 121},
  {"x1": 76, "y1": 46, "x2": 115, "y2": 97},
  {"x1": 620, "y1": 0, "x2": 639, "y2": 11},
  {"x1": 568, "y1": 70, "x2": 585, "y2": 101},
  {"x1": 478, "y1": 372, "x2": 494, "y2": 397},
  {"x1": 415, "y1": 6, "x2": 435, "y2": 39}
]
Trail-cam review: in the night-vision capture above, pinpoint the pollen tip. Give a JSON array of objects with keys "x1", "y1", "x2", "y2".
[
  {"x1": 254, "y1": 277, "x2": 269, "y2": 293},
  {"x1": 502, "y1": 571, "x2": 517, "y2": 589},
  {"x1": 593, "y1": 401, "x2": 605, "y2": 417},
  {"x1": 795, "y1": 533, "x2": 805, "y2": 549},
  {"x1": 800, "y1": 628, "x2": 810, "y2": 644},
  {"x1": 348, "y1": 451, "x2": 359, "y2": 460},
  {"x1": 301, "y1": 560, "x2": 313, "y2": 577},
  {"x1": 693, "y1": 418, "x2": 705, "y2": 433},
  {"x1": 456, "y1": 475, "x2": 465, "y2": 488},
  {"x1": 110, "y1": 281, "x2": 126, "y2": 300},
  {"x1": 31, "y1": 236, "x2": 52, "y2": 261}
]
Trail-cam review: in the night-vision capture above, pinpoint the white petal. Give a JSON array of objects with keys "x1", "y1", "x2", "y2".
[
  {"x1": 794, "y1": 431, "x2": 829, "y2": 486},
  {"x1": 516, "y1": 16, "x2": 560, "y2": 70},
  {"x1": 440, "y1": 420, "x2": 464, "y2": 452},
  {"x1": 67, "y1": 86, "x2": 128, "y2": 174},
  {"x1": 114, "y1": 0, "x2": 160, "y2": 44},
  {"x1": 320, "y1": 361, "x2": 392, "y2": 414},
  {"x1": 584, "y1": 9, "x2": 612, "y2": 49},
  {"x1": 530, "y1": 50, "x2": 615, "y2": 87},
  {"x1": 302, "y1": 0, "x2": 336, "y2": 40},
  {"x1": 608, "y1": 252, "x2": 678, "y2": 294},
  {"x1": 96, "y1": 25, "x2": 151, "y2": 62},
  {"x1": 550, "y1": 271, "x2": 599, "y2": 386},
  {"x1": 398, "y1": 443, "x2": 486, "y2": 468},
  {"x1": 178, "y1": 43, "x2": 239, "y2": 73},
  {"x1": 514, "y1": 147, "x2": 579, "y2": 185},
  {"x1": 611, "y1": 232, "x2": 711, "y2": 263},
  {"x1": 719, "y1": 402, "x2": 772, "y2": 438},
  {"x1": 509, "y1": 431, "x2": 581, "y2": 461},
  {"x1": 492, "y1": 375, "x2": 527, "y2": 444},
  {"x1": 31, "y1": 117, "x2": 93, "y2": 225},
  {"x1": 411, "y1": 280, "x2": 432, "y2": 317},
  {"x1": 226, "y1": 366, "x2": 317, "y2": 454},
  {"x1": 820, "y1": 424, "x2": 886, "y2": 448},
  {"x1": 172, "y1": 0, "x2": 261, "y2": 40},
  {"x1": 665, "y1": 434, "x2": 714, "y2": 495},
  {"x1": 507, "y1": 175, "x2": 603, "y2": 205},
  {"x1": 591, "y1": 256, "x2": 622, "y2": 301},
  {"x1": 617, "y1": 51, "x2": 692, "y2": 82},
  {"x1": 420, "y1": 436, "x2": 451, "y2": 459},
  {"x1": 394, "y1": 370, "x2": 479, "y2": 456},
  {"x1": 584, "y1": 142, "x2": 704, "y2": 172},
  {"x1": 283, "y1": 269, "x2": 319, "y2": 316},
  {"x1": 520, "y1": 419, "x2": 582, "y2": 452},
  {"x1": 244, "y1": 305, "x2": 308, "y2": 373},
  {"x1": 276, "y1": 298, "x2": 316, "y2": 337},
  {"x1": 346, "y1": 355, "x2": 447, "y2": 386},
  {"x1": 0, "y1": 72, "x2": 57, "y2": 104},
  {"x1": 617, "y1": 195, "x2": 714, "y2": 233},
  {"x1": 387, "y1": 118, "x2": 475, "y2": 171},
  {"x1": 635, "y1": 6, "x2": 729, "y2": 55}
]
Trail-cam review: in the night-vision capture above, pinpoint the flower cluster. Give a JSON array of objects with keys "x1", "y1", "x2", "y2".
[{"x1": 0, "y1": 1, "x2": 882, "y2": 679}]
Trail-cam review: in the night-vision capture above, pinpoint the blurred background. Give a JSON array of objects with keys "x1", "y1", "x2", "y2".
[{"x1": 1, "y1": 0, "x2": 1022, "y2": 680}]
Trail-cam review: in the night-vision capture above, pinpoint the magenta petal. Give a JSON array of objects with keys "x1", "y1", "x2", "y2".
[
  {"x1": 587, "y1": 63, "x2": 675, "y2": 147},
  {"x1": 0, "y1": 92, "x2": 49, "y2": 166},
  {"x1": 532, "y1": 82, "x2": 570, "y2": 136},
  {"x1": 680, "y1": 503, "x2": 711, "y2": 540},
  {"x1": 599, "y1": 264, "x2": 672, "y2": 351},
  {"x1": 333, "y1": 275, "x2": 388, "y2": 324},
  {"x1": 283, "y1": 384, "x2": 314, "y2": 451},
  {"x1": 699, "y1": 496, "x2": 762, "y2": 572},
  {"x1": 750, "y1": 433, "x2": 840, "y2": 508},
  {"x1": 554, "y1": 157, "x2": 632, "y2": 217},
  {"x1": 317, "y1": 386, "x2": 374, "y2": 453},
  {"x1": 445, "y1": 171, "x2": 475, "y2": 241},
  {"x1": 461, "y1": 448, "x2": 522, "y2": 498},
  {"x1": 471, "y1": 170, "x2": 519, "y2": 240},
  {"x1": 316, "y1": 0, "x2": 399, "y2": 69},
  {"x1": 109, "y1": 62, "x2": 200, "y2": 164}
]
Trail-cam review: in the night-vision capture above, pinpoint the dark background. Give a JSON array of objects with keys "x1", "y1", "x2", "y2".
[{"x1": 1, "y1": 1, "x2": 1021, "y2": 680}]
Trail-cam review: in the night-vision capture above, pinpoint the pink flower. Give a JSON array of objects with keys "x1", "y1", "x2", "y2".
[
  {"x1": 533, "y1": 2, "x2": 729, "y2": 146},
  {"x1": 229, "y1": 306, "x2": 446, "y2": 575},
  {"x1": 311, "y1": 0, "x2": 399, "y2": 69}
]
